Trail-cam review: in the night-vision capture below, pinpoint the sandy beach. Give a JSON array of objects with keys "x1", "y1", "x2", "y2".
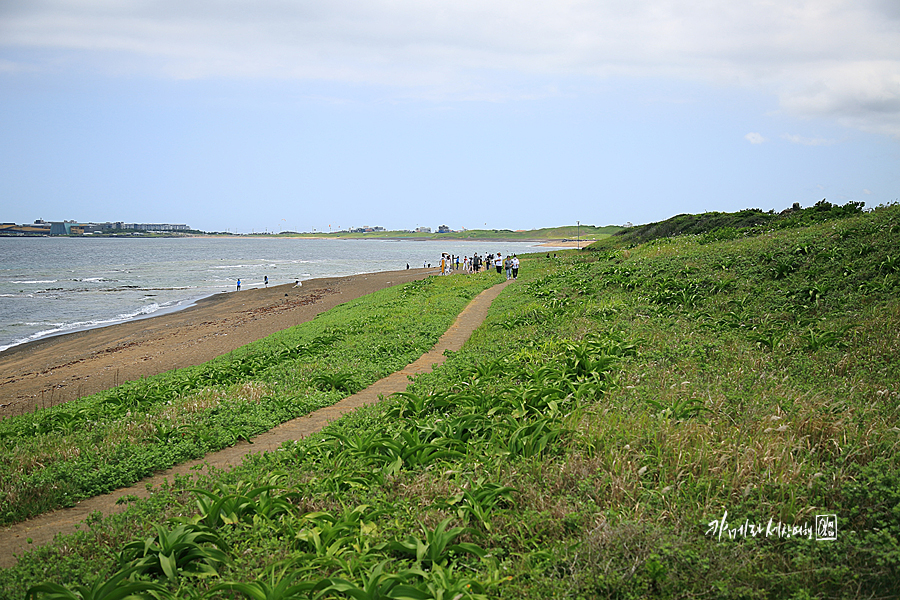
[{"x1": 0, "y1": 267, "x2": 435, "y2": 418}]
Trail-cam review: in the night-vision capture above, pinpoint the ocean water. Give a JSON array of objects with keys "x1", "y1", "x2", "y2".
[{"x1": 0, "y1": 236, "x2": 557, "y2": 352}]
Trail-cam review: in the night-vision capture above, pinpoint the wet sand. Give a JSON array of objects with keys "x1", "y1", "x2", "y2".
[{"x1": 0, "y1": 268, "x2": 436, "y2": 418}]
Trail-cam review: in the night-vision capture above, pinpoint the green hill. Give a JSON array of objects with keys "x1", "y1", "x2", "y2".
[{"x1": 602, "y1": 199, "x2": 867, "y2": 247}]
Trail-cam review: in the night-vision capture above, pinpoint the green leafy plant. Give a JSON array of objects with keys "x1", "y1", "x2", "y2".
[
  {"x1": 118, "y1": 523, "x2": 229, "y2": 581},
  {"x1": 801, "y1": 325, "x2": 852, "y2": 351},
  {"x1": 210, "y1": 568, "x2": 321, "y2": 600},
  {"x1": 186, "y1": 480, "x2": 296, "y2": 529},
  {"x1": 311, "y1": 372, "x2": 361, "y2": 394},
  {"x1": 26, "y1": 566, "x2": 166, "y2": 600},
  {"x1": 288, "y1": 505, "x2": 382, "y2": 562},
  {"x1": 316, "y1": 561, "x2": 419, "y2": 600},
  {"x1": 748, "y1": 328, "x2": 787, "y2": 351},
  {"x1": 644, "y1": 397, "x2": 713, "y2": 421},
  {"x1": 389, "y1": 518, "x2": 486, "y2": 566},
  {"x1": 442, "y1": 481, "x2": 517, "y2": 532}
]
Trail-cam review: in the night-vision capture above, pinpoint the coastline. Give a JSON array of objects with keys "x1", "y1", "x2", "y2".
[{"x1": 0, "y1": 267, "x2": 436, "y2": 418}]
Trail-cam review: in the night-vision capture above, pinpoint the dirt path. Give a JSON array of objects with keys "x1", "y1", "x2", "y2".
[{"x1": 0, "y1": 279, "x2": 511, "y2": 568}]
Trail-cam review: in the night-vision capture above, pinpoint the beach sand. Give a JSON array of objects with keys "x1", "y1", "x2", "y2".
[{"x1": 0, "y1": 268, "x2": 436, "y2": 418}]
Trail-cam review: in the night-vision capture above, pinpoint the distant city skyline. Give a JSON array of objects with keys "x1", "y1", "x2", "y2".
[
  {"x1": 2, "y1": 1, "x2": 898, "y2": 234},
  {"x1": 1, "y1": 217, "x2": 614, "y2": 235}
]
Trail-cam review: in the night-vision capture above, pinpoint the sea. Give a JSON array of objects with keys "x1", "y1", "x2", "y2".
[{"x1": 0, "y1": 236, "x2": 561, "y2": 353}]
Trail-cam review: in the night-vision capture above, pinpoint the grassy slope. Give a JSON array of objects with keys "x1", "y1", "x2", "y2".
[
  {"x1": 4, "y1": 205, "x2": 899, "y2": 599},
  {"x1": 609, "y1": 199, "x2": 866, "y2": 247}
]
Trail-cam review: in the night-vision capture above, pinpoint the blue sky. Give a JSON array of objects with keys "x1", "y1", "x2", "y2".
[{"x1": 1, "y1": 1, "x2": 898, "y2": 233}]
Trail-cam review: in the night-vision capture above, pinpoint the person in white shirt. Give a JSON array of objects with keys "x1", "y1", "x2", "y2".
[{"x1": 511, "y1": 255, "x2": 519, "y2": 279}]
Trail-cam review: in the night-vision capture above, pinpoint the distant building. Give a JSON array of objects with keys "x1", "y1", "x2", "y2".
[
  {"x1": 1, "y1": 220, "x2": 193, "y2": 235},
  {"x1": 415, "y1": 226, "x2": 432, "y2": 233},
  {"x1": 123, "y1": 223, "x2": 190, "y2": 232},
  {"x1": 437, "y1": 225, "x2": 451, "y2": 233},
  {"x1": 50, "y1": 221, "x2": 78, "y2": 235},
  {"x1": 0, "y1": 222, "x2": 51, "y2": 235}
]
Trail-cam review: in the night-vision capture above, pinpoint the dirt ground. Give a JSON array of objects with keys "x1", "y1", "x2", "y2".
[
  {"x1": 0, "y1": 268, "x2": 435, "y2": 417},
  {"x1": 0, "y1": 276, "x2": 511, "y2": 568}
]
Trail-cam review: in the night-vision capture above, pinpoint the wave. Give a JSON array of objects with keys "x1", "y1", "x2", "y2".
[
  {"x1": 0, "y1": 299, "x2": 186, "y2": 353},
  {"x1": 9, "y1": 280, "x2": 58, "y2": 284}
]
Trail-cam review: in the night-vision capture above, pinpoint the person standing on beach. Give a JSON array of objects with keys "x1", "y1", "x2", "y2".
[
  {"x1": 264, "y1": 276, "x2": 268, "y2": 287},
  {"x1": 237, "y1": 279, "x2": 241, "y2": 291}
]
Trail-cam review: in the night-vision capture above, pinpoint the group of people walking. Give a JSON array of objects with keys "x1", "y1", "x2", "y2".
[{"x1": 439, "y1": 252, "x2": 519, "y2": 280}]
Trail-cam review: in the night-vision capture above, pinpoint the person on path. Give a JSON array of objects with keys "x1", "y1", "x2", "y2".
[
  {"x1": 512, "y1": 255, "x2": 519, "y2": 279},
  {"x1": 495, "y1": 253, "x2": 503, "y2": 275},
  {"x1": 236, "y1": 279, "x2": 241, "y2": 291},
  {"x1": 504, "y1": 256, "x2": 512, "y2": 280}
]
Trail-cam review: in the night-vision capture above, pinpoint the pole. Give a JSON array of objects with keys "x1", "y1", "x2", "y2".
[{"x1": 577, "y1": 221, "x2": 580, "y2": 250}]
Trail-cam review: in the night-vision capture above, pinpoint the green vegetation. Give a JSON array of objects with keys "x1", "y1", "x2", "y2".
[
  {"x1": 610, "y1": 198, "x2": 866, "y2": 246},
  {"x1": 0, "y1": 274, "x2": 499, "y2": 525},
  {"x1": 3, "y1": 203, "x2": 899, "y2": 598}
]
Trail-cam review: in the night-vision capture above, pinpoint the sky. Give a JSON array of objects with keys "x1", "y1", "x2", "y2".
[{"x1": 1, "y1": 1, "x2": 899, "y2": 234}]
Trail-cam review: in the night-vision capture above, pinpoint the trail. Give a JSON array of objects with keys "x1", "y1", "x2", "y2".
[{"x1": 0, "y1": 279, "x2": 512, "y2": 568}]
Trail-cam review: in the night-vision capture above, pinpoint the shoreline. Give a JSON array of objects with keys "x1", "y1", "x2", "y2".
[
  {"x1": 0, "y1": 267, "x2": 436, "y2": 418},
  {"x1": 0, "y1": 292, "x2": 216, "y2": 357}
]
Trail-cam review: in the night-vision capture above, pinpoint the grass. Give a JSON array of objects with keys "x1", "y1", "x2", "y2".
[
  {"x1": 0, "y1": 272, "x2": 500, "y2": 525},
  {"x1": 3, "y1": 203, "x2": 899, "y2": 599}
]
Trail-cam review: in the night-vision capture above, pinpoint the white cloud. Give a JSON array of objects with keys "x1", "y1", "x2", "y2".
[
  {"x1": 745, "y1": 132, "x2": 766, "y2": 144},
  {"x1": 781, "y1": 134, "x2": 837, "y2": 146},
  {"x1": 1, "y1": 0, "x2": 899, "y2": 136}
]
